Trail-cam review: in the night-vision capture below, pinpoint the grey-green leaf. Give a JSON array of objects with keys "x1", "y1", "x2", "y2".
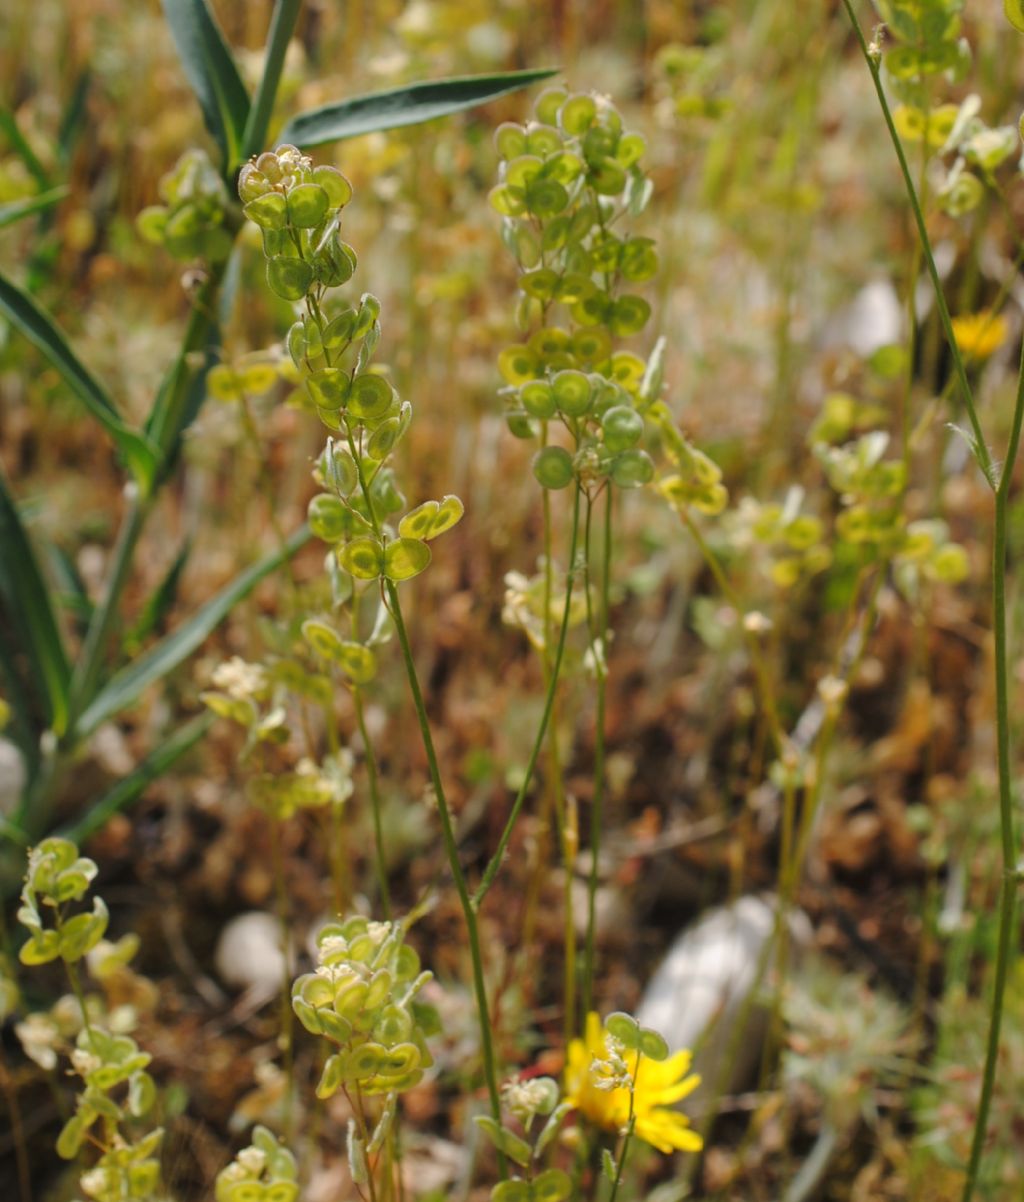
[
  {"x1": 75, "y1": 526, "x2": 310, "y2": 738},
  {"x1": 280, "y1": 67, "x2": 558, "y2": 149},
  {"x1": 161, "y1": 0, "x2": 251, "y2": 170},
  {"x1": 0, "y1": 271, "x2": 158, "y2": 486}
]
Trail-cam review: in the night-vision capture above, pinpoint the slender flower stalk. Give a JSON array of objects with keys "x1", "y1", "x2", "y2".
[{"x1": 841, "y1": 5, "x2": 1021, "y2": 1197}]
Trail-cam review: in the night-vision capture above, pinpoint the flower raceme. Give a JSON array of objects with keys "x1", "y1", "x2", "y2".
[{"x1": 564, "y1": 1012, "x2": 702, "y2": 1155}]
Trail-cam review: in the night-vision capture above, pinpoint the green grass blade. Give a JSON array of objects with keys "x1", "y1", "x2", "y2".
[
  {"x1": 144, "y1": 264, "x2": 223, "y2": 469},
  {"x1": 59, "y1": 712, "x2": 213, "y2": 846},
  {"x1": 57, "y1": 72, "x2": 91, "y2": 167},
  {"x1": 241, "y1": 0, "x2": 302, "y2": 160},
  {"x1": 124, "y1": 537, "x2": 193, "y2": 654},
  {"x1": 0, "y1": 187, "x2": 69, "y2": 231},
  {"x1": 0, "y1": 106, "x2": 50, "y2": 189},
  {"x1": 0, "y1": 271, "x2": 158, "y2": 486},
  {"x1": 279, "y1": 67, "x2": 558, "y2": 148},
  {"x1": 161, "y1": 0, "x2": 251, "y2": 170},
  {"x1": 0, "y1": 466, "x2": 71, "y2": 738},
  {"x1": 75, "y1": 525, "x2": 311, "y2": 738}
]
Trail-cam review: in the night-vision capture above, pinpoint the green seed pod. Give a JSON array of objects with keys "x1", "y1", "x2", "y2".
[
  {"x1": 521, "y1": 380, "x2": 557, "y2": 419},
  {"x1": 526, "y1": 123, "x2": 563, "y2": 157},
  {"x1": 494, "y1": 121, "x2": 528, "y2": 159},
  {"x1": 306, "y1": 368, "x2": 350, "y2": 410},
  {"x1": 267, "y1": 256, "x2": 313, "y2": 301},
  {"x1": 610, "y1": 449, "x2": 654, "y2": 488},
  {"x1": 604, "y1": 1010, "x2": 640, "y2": 1047},
  {"x1": 541, "y1": 214, "x2": 570, "y2": 252},
  {"x1": 489, "y1": 184, "x2": 528, "y2": 217},
  {"x1": 571, "y1": 290, "x2": 611, "y2": 327},
  {"x1": 610, "y1": 294, "x2": 652, "y2": 336},
  {"x1": 322, "y1": 308, "x2": 358, "y2": 350},
  {"x1": 506, "y1": 155, "x2": 544, "y2": 188},
  {"x1": 367, "y1": 417, "x2": 400, "y2": 460},
  {"x1": 559, "y1": 93, "x2": 597, "y2": 135},
  {"x1": 136, "y1": 205, "x2": 169, "y2": 245},
  {"x1": 602, "y1": 405, "x2": 644, "y2": 452},
  {"x1": 256, "y1": 151, "x2": 283, "y2": 182},
  {"x1": 244, "y1": 192, "x2": 288, "y2": 230},
  {"x1": 615, "y1": 132, "x2": 647, "y2": 167},
  {"x1": 346, "y1": 1043, "x2": 385, "y2": 1081},
  {"x1": 638, "y1": 1027, "x2": 669, "y2": 1061},
  {"x1": 533, "y1": 446, "x2": 574, "y2": 490},
  {"x1": 353, "y1": 293, "x2": 382, "y2": 338},
  {"x1": 534, "y1": 87, "x2": 568, "y2": 126},
  {"x1": 378, "y1": 1042, "x2": 420, "y2": 1076},
  {"x1": 315, "y1": 233, "x2": 358, "y2": 287},
  {"x1": 308, "y1": 494, "x2": 349, "y2": 541},
  {"x1": 529, "y1": 327, "x2": 572, "y2": 359},
  {"x1": 312, "y1": 164, "x2": 353, "y2": 207},
  {"x1": 374, "y1": 1005, "x2": 413, "y2": 1044},
  {"x1": 620, "y1": 237, "x2": 658, "y2": 282},
  {"x1": 534, "y1": 1169, "x2": 573, "y2": 1202},
  {"x1": 544, "y1": 150, "x2": 585, "y2": 185},
  {"x1": 571, "y1": 327, "x2": 612, "y2": 364},
  {"x1": 287, "y1": 182, "x2": 330, "y2": 228},
  {"x1": 552, "y1": 369, "x2": 592, "y2": 416},
  {"x1": 338, "y1": 538, "x2": 384, "y2": 579},
  {"x1": 506, "y1": 411, "x2": 537, "y2": 440},
  {"x1": 238, "y1": 163, "x2": 269, "y2": 203},
  {"x1": 525, "y1": 178, "x2": 569, "y2": 218},
  {"x1": 383, "y1": 538, "x2": 431, "y2": 581},
  {"x1": 498, "y1": 344, "x2": 540, "y2": 385},
  {"x1": 348, "y1": 373, "x2": 393, "y2": 421},
  {"x1": 554, "y1": 272, "x2": 596, "y2": 304},
  {"x1": 588, "y1": 158, "x2": 628, "y2": 195},
  {"x1": 520, "y1": 268, "x2": 559, "y2": 300}
]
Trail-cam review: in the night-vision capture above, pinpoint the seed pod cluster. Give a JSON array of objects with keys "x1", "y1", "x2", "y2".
[{"x1": 292, "y1": 916, "x2": 436, "y2": 1100}]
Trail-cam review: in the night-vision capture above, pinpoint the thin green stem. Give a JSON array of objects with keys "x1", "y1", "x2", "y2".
[
  {"x1": 63, "y1": 957, "x2": 95, "y2": 1045},
  {"x1": 354, "y1": 686, "x2": 391, "y2": 920},
  {"x1": 270, "y1": 818, "x2": 295, "y2": 1143},
  {"x1": 960, "y1": 331, "x2": 1024, "y2": 1202},
  {"x1": 581, "y1": 486, "x2": 612, "y2": 1020},
  {"x1": 541, "y1": 473, "x2": 576, "y2": 1048},
  {"x1": 474, "y1": 485, "x2": 584, "y2": 906},
  {"x1": 607, "y1": 1056, "x2": 640, "y2": 1202},
  {"x1": 841, "y1": 0, "x2": 993, "y2": 486},
  {"x1": 383, "y1": 578, "x2": 505, "y2": 1150}
]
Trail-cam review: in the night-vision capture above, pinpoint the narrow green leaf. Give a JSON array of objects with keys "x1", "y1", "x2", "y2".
[
  {"x1": 241, "y1": 0, "x2": 302, "y2": 160},
  {"x1": 0, "y1": 106, "x2": 50, "y2": 189},
  {"x1": 279, "y1": 67, "x2": 558, "y2": 149},
  {"x1": 161, "y1": 0, "x2": 251, "y2": 170},
  {"x1": 75, "y1": 526, "x2": 311, "y2": 737},
  {"x1": 144, "y1": 263, "x2": 224, "y2": 471},
  {"x1": 124, "y1": 538, "x2": 192, "y2": 654},
  {"x1": 57, "y1": 73, "x2": 91, "y2": 167},
  {"x1": 0, "y1": 187, "x2": 69, "y2": 231},
  {"x1": 0, "y1": 271, "x2": 158, "y2": 486},
  {"x1": 0, "y1": 466, "x2": 71, "y2": 737},
  {"x1": 59, "y1": 712, "x2": 213, "y2": 846}
]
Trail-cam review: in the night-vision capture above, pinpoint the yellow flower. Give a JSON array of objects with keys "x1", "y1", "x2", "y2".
[
  {"x1": 951, "y1": 310, "x2": 1009, "y2": 362},
  {"x1": 564, "y1": 1012, "x2": 702, "y2": 1154}
]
